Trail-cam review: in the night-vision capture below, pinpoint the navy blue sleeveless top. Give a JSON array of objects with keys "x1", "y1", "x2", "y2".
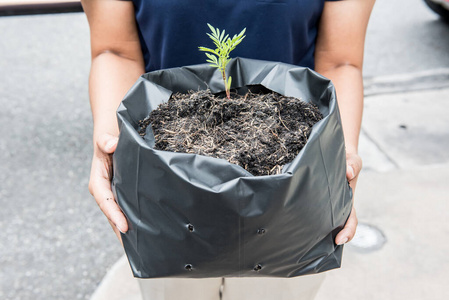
[{"x1": 126, "y1": 0, "x2": 341, "y2": 72}]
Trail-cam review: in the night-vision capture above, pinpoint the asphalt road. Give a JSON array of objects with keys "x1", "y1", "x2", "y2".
[
  {"x1": 0, "y1": 0, "x2": 448, "y2": 299},
  {"x1": 0, "y1": 11, "x2": 121, "y2": 300}
]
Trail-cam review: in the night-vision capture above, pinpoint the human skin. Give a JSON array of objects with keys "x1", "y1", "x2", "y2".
[
  {"x1": 315, "y1": 0, "x2": 376, "y2": 245},
  {"x1": 81, "y1": 0, "x2": 375, "y2": 244},
  {"x1": 82, "y1": 0, "x2": 144, "y2": 242}
]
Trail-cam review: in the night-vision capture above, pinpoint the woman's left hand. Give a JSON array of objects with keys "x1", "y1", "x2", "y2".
[{"x1": 335, "y1": 152, "x2": 362, "y2": 245}]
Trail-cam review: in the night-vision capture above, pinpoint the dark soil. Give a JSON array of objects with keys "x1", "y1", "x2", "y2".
[{"x1": 138, "y1": 89, "x2": 323, "y2": 176}]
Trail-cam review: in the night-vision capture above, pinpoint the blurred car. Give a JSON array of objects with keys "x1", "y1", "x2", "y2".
[{"x1": 424, "y1": 0, "x2": 449, "y2": 22}]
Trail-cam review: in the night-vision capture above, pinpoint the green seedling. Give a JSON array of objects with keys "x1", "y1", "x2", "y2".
[{"x1": 199, "y1": 24, "x2": 246, "y2": 99}]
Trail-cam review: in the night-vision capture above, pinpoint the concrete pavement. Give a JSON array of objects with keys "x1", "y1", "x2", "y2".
[
  {"x1": 316, "y1": 165, "x2": 449, "y2": 300},
  {"x1": 90, "y1": 87, "x2": 449, "y2": 300}
]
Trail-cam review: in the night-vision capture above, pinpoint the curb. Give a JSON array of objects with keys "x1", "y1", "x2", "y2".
[{"x1": 363, "y1": 68, "x2": 449, "y2": 96}]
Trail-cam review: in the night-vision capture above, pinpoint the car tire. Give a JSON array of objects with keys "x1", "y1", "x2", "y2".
[{"x1": 424, "y1": 0, "x2": 449, "y2": 22}]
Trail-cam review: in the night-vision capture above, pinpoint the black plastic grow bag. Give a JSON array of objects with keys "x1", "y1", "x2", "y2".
[{"x1": 112, "y1": 57, "x2": 352, "y2": 278}]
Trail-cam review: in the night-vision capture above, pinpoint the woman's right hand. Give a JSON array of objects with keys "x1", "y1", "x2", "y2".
[
  {"x1": 82, "y1": 0, "x2": 144, "y2": 242},
  {"x1": 88, "y1": 133, "x2": 128, "y2": 241}
]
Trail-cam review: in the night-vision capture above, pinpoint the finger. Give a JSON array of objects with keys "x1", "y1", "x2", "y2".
[
  {"x1": 98, "y1": 194, "x2": 129, "y2": 234},
  {"x1": 107, "y1": 219, "x2": 124, "y2": 244},
  {"x1": 346, "y1": 164, "x2": 355, "y2": 181},
  {"x1": 335, "y1": 207, "x2": 358, "y2": 245},
  {"x1": 96, "y1": 133, "x2": 119, "y2": 154},
  {"x1": 346, "y1": 154, "x2": 362, "y2": 181},
  {"x1": 90, "y1": 177, "x2": 129, "y2": 233}
]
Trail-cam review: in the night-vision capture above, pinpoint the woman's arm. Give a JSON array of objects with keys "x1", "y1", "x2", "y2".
[
  {"x1": 315, "y1": 0, "x2": 375, "y2": 245},
  {"x1": 82, "y1": 0, "x2": 145, "y2": 240}
]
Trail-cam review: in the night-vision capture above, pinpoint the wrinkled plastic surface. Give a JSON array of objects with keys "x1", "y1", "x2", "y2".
[{"x1": 112, "y1": 58, "x2": 352, "y2": 279}]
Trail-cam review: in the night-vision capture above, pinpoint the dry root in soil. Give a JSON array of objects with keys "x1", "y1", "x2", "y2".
[{"x1": 138, "y1": 89, "x2": 323, "y2": 176}]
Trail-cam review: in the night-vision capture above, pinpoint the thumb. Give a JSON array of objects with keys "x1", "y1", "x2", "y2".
[
  {"x1": 346, "y1": 164, "x2": 355, "y2": 181},
  {"x1": 346, "y1": 153, "x2": 362, "y2": 181},
  {"x1": 96, "y1": 133, "x2": 119, "y2": 154}
]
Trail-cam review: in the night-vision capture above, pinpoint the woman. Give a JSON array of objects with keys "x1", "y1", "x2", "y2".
[{"x1": 82, "y1": 0, "x2": 375, "y2": 299}]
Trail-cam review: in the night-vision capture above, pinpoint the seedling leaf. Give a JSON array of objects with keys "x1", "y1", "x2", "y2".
[{"x1": 199, "y1": 24, "x2": 246, "y2": 99}]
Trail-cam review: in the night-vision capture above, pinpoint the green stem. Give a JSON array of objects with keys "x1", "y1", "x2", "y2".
[{"x1": 221, "y1": 69, "x2": 230, "y2": 99}]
